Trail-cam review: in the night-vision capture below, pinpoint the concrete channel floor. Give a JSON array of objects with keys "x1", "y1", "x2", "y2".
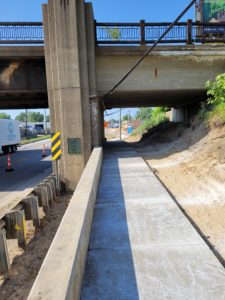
[{"x1": 81, "y1": 142, "x2": 225, "y2": 300}]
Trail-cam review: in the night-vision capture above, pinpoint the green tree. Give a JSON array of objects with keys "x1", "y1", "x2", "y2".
[
  {"x1": 28, "y1": 112, "x2": 44, "y2": 122},
  {"x1": 0, "y1": 112, "x2": 11, "y2": 119},
  {"x1": 135, "y1": 108, "x2": 152, "y2": 121},
  {"x1": 123, "y1": 114, "x2": 129, "y2": 121},
  {"x1": 15, "y1": 112, "x2": 27, "y2": 122},
  {"x1": 46, "y1": 115, "x2": 50, "y2": 122},
  {"x1": 15, "y1": 111, "x2": 44, "y2": 122}
]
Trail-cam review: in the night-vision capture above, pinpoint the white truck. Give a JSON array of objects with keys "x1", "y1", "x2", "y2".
[{"x1": 0, "y1": 119, "x2": 21, "y2": 154}]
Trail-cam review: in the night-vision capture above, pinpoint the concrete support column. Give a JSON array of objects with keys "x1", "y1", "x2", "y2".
[
  {"x1": 85, "y1": 3, "x2": 103, "y2": 147},
  {"x1": 171, "y1": 107, "x2": 190, "y2": 124},
  {"x1": 171, "y1": 107, "x2": 185, "y2": 123},
  {"x1": 43, "y1": 0, "x2": 92, "y2": 190}
]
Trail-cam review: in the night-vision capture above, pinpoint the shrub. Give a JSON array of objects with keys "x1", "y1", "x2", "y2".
[
  {"x1": 132, "y1": 107, "x2": 169, "y2": 135},
  {"x1": 200, "y1": 73, "x2": 225, "y2": 128},
  {"x1": 207, "y1": 102, "x2": 225, "y2": 128},
  {"x1": 206, "y1": 73, "x2": 225, "y2": 105}
]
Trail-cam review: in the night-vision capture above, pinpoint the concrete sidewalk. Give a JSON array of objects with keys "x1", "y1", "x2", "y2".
[{"x1": 81, "y1": 142, "x2": 225, "y2": 300}]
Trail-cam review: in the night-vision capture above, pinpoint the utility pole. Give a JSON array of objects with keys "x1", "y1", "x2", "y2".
[
  {"x1": 44, "y1": 109, "x2": 47, "y2": 134},
  {"x1": 25, "y1": 109, "x2": 28, "y2": 137},
  {"x1": 119, "y1": 108, "x2": 122, "y2": 140}
]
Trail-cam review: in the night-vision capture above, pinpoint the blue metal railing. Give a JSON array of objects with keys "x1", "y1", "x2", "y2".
[
  {"x1": 0, "y1": 22, "x2": 44, "y2": 44},
  {"x1": 95, "y1": 21, "x2": 225, "y2": 45},
  {"x1": 0, "y1": 20, "x2": 224, "y2": 45}
]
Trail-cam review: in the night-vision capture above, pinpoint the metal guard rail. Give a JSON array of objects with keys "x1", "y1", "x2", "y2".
[
  {"x1": 95, "y1": 20, "x2": 225, "y2": 45},
  {"x1": 0, "y1": 22, "x2": 44, "y2": 44},
  {"x1": 0, "y1": 20, "x2": 225, "y2": 45}
]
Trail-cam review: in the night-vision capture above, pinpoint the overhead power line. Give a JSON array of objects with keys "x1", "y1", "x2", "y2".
[
  {"x1": 101, "y1": 0, "x2": 198, "y2": 104},
  {"x1": 104, "y1": 109, "x2": 122, "y2": 117}
]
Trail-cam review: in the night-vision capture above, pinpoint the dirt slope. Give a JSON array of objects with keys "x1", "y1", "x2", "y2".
[{"x1": 133, "y1": 120, "x2": 225, "y2": 262}]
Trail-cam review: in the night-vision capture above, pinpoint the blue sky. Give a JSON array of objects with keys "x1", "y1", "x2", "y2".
[{"x1": 0, "y1": 0, "x2": 195, "y2": 120}]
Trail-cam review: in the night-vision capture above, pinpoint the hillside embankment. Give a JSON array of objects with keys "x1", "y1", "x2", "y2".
[{"x1": 132, "y1": 120, "x2": 225, "y2": 262}]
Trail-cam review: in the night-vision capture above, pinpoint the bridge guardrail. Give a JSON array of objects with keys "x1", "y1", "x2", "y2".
[
  {"x1": 0, "y1": 20, "x2": 224, "y2": 45},
  {"x1": 0, "y1": 22, "x2": 44, "y2": 44},
  {"x1": 95, "y1": 20, "x2": 225, "y2": 45}
]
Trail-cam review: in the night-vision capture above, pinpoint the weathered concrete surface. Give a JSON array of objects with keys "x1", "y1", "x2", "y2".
[
  {"x1": 0, "y1": 57, "x2": 47, "y2": 109},
  {"x1": 0, "y1": 46, "x2": 44, "y2": 58},
  {"x1": 81, "y1": 142, "x2": 225, "y2": 300},
  {"x1": 28, "y1": 148, "x2": 102, "y2": 300},
  {"x1": 43, "y1": 0, "x2": 92, "y2": 190},
  {"x1": 1, "y1": 45, "x2": 225, "y2": 109},
  {"x1": 85, "y1": 4, "x2": 104, "y2": 147},
  {"x1": 96, "y1": 45, "x2": 225, "y2": 108}
]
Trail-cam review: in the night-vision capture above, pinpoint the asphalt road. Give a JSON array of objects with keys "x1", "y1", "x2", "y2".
[{"x1": 0, "y1": 139, "x2": 52, "y2": 201}]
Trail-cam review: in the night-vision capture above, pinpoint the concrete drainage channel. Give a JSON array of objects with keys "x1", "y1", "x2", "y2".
[
  {"x1": 28, "y1": 147, "x2": 102, "y2": 300},
  {"x1": 0, "y1": 174, "x2": 59, "y2": 274}
]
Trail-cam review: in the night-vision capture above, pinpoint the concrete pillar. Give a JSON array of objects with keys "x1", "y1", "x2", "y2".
[
  {"x1": 171, "y1": 108, "x2": 185, "y2": 123},
  {"x1": 43, "y1": 0, "x2": 92, "y2": 190},
  {"x1": 85, "y1": 3, "x2": 103, "y2": 147}
]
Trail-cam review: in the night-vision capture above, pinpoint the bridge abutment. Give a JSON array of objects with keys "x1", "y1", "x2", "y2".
[{"x1": 43, "y1": 0, "x2": 93, "y2": 191}]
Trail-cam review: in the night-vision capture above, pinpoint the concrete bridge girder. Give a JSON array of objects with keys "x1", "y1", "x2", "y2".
[
  {"x1": 1, "y1": 46, "x2": 225, "y2": 110},
  {"x1": 0, "y1": 56, "x2": 47, "y2": 109},
  {"x1": 96, "y1": 46, "x2": 225, "y2": 108}
]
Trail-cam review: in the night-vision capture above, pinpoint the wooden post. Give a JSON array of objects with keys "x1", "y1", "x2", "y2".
[
  {"x1": 33, "y1": 186, "x2": 49, "y2": 210},
  {"x1": 140, "y1": 20, "x2": 146, "y2": 45},
  {"x1": 0, "y1": 228, "x2": 10, "y2": 274},
  {"x1": 15, "y1": 210, "x2": 26, "y2": 248},
  {"x1": 22, "y1": 196, "x2": 40, "y2": 227},
  {"x1": 49, "y1": 178, "x2": 56, "y2": 200},
  {"x1": 5, "y1": 210, "x2": 27, "y2": 248},
  {"x1": 49, "y1": 175, "x2": 58, "y2": 198},
  {"x1": 42, "y1": 182, "x2": 54, "y2": 205},
  {"x1": 187, "y1": 19, "x2": 193, "y2": 45}
]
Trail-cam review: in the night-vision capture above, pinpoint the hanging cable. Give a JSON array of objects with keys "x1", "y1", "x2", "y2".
[
  {"x1": 101, "y1": 0, "x2": 197, "y2": 104},
  {"x1": 104, "y1": 109, "x2": 122, "y2": 117}
]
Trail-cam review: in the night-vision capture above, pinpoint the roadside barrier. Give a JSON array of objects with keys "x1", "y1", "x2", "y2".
[{"x1": 0, "y1": 174, "x2": 59, "y2": 274}]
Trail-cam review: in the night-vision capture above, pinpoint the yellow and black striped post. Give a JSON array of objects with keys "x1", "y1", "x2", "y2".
[
  {"x1": 51, "y1": 132, "x2": 61, "y2": 195},
  {"x1": 51, "y1": 132, "x2": 62, "y2": 161}
]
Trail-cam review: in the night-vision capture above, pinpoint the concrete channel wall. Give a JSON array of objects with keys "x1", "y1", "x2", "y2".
[{"x1": 28, "y1": 147, "x2": 103, "y2": 300}]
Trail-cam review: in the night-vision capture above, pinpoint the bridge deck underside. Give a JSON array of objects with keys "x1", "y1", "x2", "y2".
[
  {"x1": 103, "y1": 89, "x2": 206, "y2": 108},
  {"x1": 0, "y1": 91, "x2": 48, "y2": 109},
  {"x1": 0, "y1": 46, "x2": 224, "y2": 109}
]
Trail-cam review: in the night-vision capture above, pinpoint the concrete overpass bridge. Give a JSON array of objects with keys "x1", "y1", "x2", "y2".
[
  {"x1": 0, "y1": 2, "x2": 225, "y2": 298},
  {"x1": 1, "y1": 45, "x2": 225, "y2": 110},
  {"x1": 0, "y1": 1, "x2": 225, "y2": 189}
]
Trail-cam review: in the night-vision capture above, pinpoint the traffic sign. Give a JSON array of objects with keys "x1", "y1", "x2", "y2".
[{"x1": 51, "y1": 132, "x2": 62, "y2": 161}]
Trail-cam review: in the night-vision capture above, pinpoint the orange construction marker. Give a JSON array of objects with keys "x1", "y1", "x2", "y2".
[
  {"x1": 42, "y1": 144, "x2": 47, "y2": 158},
  {"x1": 5, "y1": 153, "x2": 14, "y2": 172}
]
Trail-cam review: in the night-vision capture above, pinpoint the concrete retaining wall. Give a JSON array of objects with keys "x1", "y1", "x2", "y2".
[{"x1": 28, "y1": 147, "x2": 103, "y2": 300}]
